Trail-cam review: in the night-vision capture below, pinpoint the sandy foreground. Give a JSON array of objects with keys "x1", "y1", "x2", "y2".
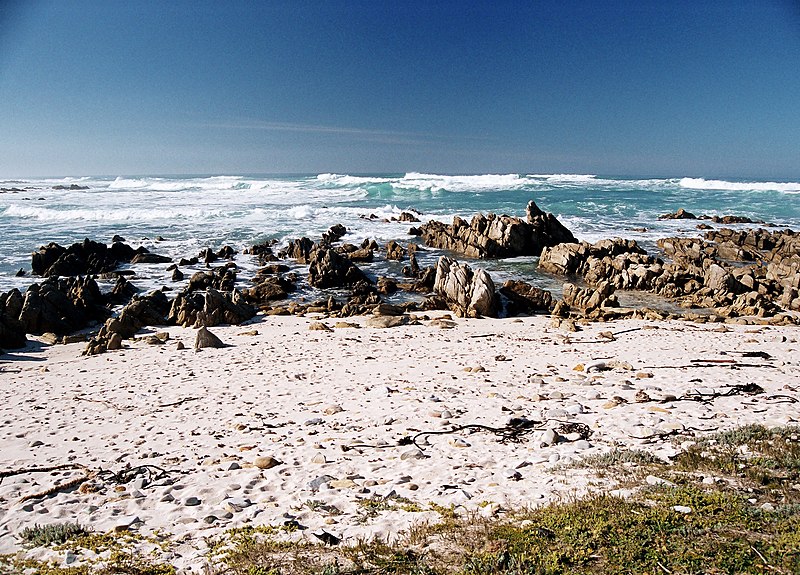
[{"x1": 1, "y1": 314, "x2": 799, "y2": 569}]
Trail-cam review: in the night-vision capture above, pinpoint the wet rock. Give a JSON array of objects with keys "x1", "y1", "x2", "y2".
[
  {"x1": 419, "y1": 200, "x2": 576, "y2": 258},
  {"x1": 659, "y1": 208, "x2": 697, "y2": 220},
  {"x1": 499, "y1": 280, "x2": 553, "y2": 314},
  {"x1": 308, "y1": 247, "x2": 370, "y2": 289}
]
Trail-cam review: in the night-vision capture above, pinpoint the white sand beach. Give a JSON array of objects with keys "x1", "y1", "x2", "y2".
[{"x1": 1, "y1": 314, "x2": 798, "y2": 570}]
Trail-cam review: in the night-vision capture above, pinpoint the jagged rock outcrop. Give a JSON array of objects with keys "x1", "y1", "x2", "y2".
[
  {"x1": 386, "y1": 241, "x2": 405, "y2": 261},
  {"x1": 280, "y1": 237, "x2": 315, "y2": 263},
  {"x1": 499, "y1": 280, "x2": 553, "y2": 315},
  {"x1": 31, "y1": 239, "x2": 168, "y2": 277},
  {"x1": 168, "y1": 288, "x2": 256, "y2": 328},
  {"x1": 84, "y1": 290, "x2": 171, "y2": 355},
  {"x1": 186, "y1": 266, "x2": 238, "y2": 292},
  {"x1": 562, "y1": 281, "x2": 617, "y2": 312},
  {"x1": 0, "y1": 289, "x2": 27, "y2": 349},
  {"x1": 419, "y1": 200, "x2": 576, "y2": 259},
  {"x1": 242, "y1": 275, "x2": 295, "y2": 304},
  {"x1": 18, "y1": 276, "x2": 108, "y2": 335},
  {"x1": 433, "y1": 256, "x2": 498, "y2": 318},
  {"x1": 307, "y1": 247, "x2": 370, "y2": 289}
]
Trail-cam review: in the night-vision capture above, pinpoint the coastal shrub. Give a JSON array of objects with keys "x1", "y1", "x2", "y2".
[{"x1": 18, "y1": 522, "x2": 88, "y2": 547}]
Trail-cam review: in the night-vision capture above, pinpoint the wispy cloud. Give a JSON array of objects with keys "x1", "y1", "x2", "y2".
[{"x1": 204, "y1": 120, "x2": 493, "y2": 145}]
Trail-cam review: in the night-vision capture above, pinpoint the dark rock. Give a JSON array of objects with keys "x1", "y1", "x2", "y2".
[
  {"x1": 109, "y1": 276, "x2": 139, "y2": 305},
  {"x1": 659, "y1": 208, "x2": 697, "y2": 220},
  {"x1": 18, "y1": 277, "x2": 108, "y2": 336},
  {"x1": 321, "y1": 224, "x2": 347, "y2": 245},
  {"x1": 399, "y1": 211, "x2": 421, "y2": 223},
  {"x1": 499, "y1": 280, "x2": 553, "y2": 315},
  {"x1": 195, "y1": 326, "x2": 225, "y2": 350},
  {"x1": 242, "y1": 276, "x2": 294, "y2": 303},
  {"x1": 307, "y1": 248, "x2": 370, "y2": 289},
  {"x1": 169, "y1": 288, "x2": 256, "y2": 327},
  {"x1": 112, "y1": 235, "x2": 126, "y2": 243},
  {"x1": 171, "y1": 268, "x2": 184, "y2": 282},
  {"x1": 386, "y1": 241, "x2": 405, "y2": 261},
  {"x1": 15, "y1": 268, "x2": 26, "y2": 277},
  {"x1": 130, "y1": 252, "x2": 172, "y2": 264},
  {"x1": 419, "y1": 200, "x2": 576, "y2": 259},
  {"x1": 0, "y1": 289, "x2": 27, "y2": 349},
  {"x1": 217, "y1": 245, "x2": 236, "y2": 259},
  {"x1": 281, "y1": 237, "x2": 315, "y2": 263}
]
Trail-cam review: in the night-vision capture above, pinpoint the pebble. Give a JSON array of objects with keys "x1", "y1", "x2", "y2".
[
  {"x1": 184, "y1": 497, "x2": 201, "y2": 506},
  {"x1": 503, "y1": 469, "x2": 522, "y2": 481},
  {"x1": 308, "y1": 475, "x2": 336, "y2": 491},
  {"x1": 323, "y1": 404, "x2": 343, "y2": 415},
  {"x1": 448, "y1": 437, "x2": 470, "y2": 448},
  {"x1": 672, "y1": 505, "x2": 692, "y2": 514},
  {"x1": 311, "y1": 453, "x2": 327, "y2": 464},
  {"x1": 565, "y1": 403, "x2": 584, "y2": 415},
  {"x1": 329, "y1": 479, "x2": 357, "y2": 489},
  {"x1": 540, "y1": 429, "x2": 559, "y2": 446},
  {"x1": 253, "y1": 456, "x2": 282, "y2": 470},
  {"x1": 548, "y1": 453, "x2": 560, "y2": 464},
  {"x1": 305, "y1": 418, "x2": 324, "y2": 426},
  {"x1": 645, "y1": 475, "x2": 675, "y2": 487},
  {"x1": 400, "y1": 449, "x2": 427, "y2": 460},
  {"x1": 573, "y1": 440, "x2": 591, "y2": 451}
]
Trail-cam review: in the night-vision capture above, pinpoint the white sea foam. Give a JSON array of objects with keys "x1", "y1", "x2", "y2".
[
  {"x1": 679, "y1": 177, "x2": 800, "y2": 193},
  {"x1": 4, "y1": 204, "x2": 225, "y2": 222}
]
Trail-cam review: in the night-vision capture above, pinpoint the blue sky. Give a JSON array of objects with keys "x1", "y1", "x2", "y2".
[{"x1": 1, "y1": 0, "x2": 799, "y2": 178}]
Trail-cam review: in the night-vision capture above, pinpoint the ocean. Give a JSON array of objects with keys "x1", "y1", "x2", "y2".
[{"x1": 1, "y1": 173, "x2": 799, "y2": 298}]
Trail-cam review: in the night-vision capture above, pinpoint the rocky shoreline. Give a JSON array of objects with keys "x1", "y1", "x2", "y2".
[{"x1": 2, "y1": 199, "x2": 798, "y2": 355}]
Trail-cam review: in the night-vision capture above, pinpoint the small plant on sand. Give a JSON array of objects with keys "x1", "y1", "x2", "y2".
[{"x1": 18, "y1": 522, "x2": 88, "y2": 547}]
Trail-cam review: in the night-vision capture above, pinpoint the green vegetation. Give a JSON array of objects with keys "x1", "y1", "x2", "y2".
[
  {"x1": 4, "y1": 425, "x2": 799, "y2": 574},
  {"x1": 18, "y1": 522, "x2": 89, "y2": 547}
]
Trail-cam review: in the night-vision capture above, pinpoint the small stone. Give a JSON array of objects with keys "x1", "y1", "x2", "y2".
[
  {"x1": 400, "y1": 449, "x2": 428, "y2": 460},
  {"x1": 672, "y1": 505, "x2": 692, "y2": 514},
  {"x1": 225, "y1": 462, "x2": 242, "y2": 471},
  {"x1": 309, "y1": 322, "x2": 333, "y2": 332},
  {"x1": 29, "y1": 440, "x2": 44, "y2": 448},
  {"x1": 329, "y1": 479, "x2": 357, "y2": 489},
  {"x1": 176, "y1": 341, "x2": 186, "y2": 350},
  {"x1": 311, "y1": 453, "x2": 327, "y2": 464},
  {"x1": 760, "y1": 502, "x2": 775, "y2": 512},
  {"x1": 323, "y1": 404, "x2": 343, "y2": 415},
  {"x1": 253, "y1": 456, "x2": 281, "y2": 470},
  {"x1": 548, "y1": 453, "x2": 560, "y2": 464},
  {"x1": 635, "y1": 372, "x2": 654, "y2": 379},
  {"x1": 184, "y1": 497, "x2": 201, "y2": 506},
  {"x1": 448, "y1": 437, "x2": 470, "y2": 448},
  {"x1": 308, "y1": 475, "x2": 336, "y2": 491},
  {"x1": 573, "y1": 440, "x2": 591, "y2": 451},
  {"x1": 646, "y1": 475, "x2": 675, "y2": 487},
  {"x1": 503, "y1": 469, "x2": 522, "y2": 481},
  {"x1": 305, "y1": 417, "x2": 324, "y2": 426},
  {"x1": 160, "y1": 493, "x2": 175, "y2": 502},
  {"x1": 540, "y1": 429, "x2": 559, "y2": 446}
]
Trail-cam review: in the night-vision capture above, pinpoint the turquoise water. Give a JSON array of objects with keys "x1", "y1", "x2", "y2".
[{"x1": 1, "y1": 173, "x2": 798, "y2": 293}]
